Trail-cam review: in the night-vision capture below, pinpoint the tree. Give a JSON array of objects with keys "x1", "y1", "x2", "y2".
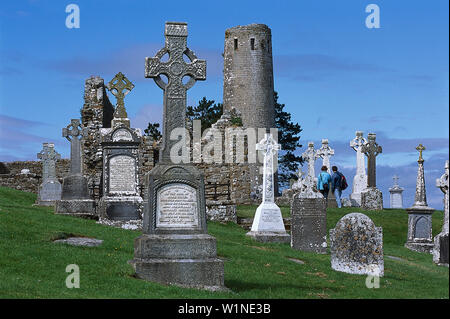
[
  {"x1": 144, "y1": 122, "x2": 162, "y2": 141},
  {"x1": 186, "y1": 97, "x2": 223, "y2": 132},
  {"x1": 274, "y1": 91, "x2": 303, "y2": 190}
]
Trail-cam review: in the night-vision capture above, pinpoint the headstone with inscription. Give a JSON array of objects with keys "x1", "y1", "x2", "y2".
[
  {"x1": 246, "y1": 133, "x2": 290, "y2": 243},
  {"x1": 97, "y1": 72, "x2": 143, "y2": 221},
  {"x1": 35, "y1": 143, "x2": 62, "y2": 206},
  {"x1": 405, "y1": 144, "x2": 435, "y2": 253},
  {"x1": 330, "y1": 213, "x2": 384, "y2": 276},
  {"x1": 433, "y1": 160, "x2": 449, "y2": 266},
  {"x1": 349, "y1": 131, "x2": 368, "y2": 206},
  {"x1": 389, "y1": 175, "x2": 404, "y2": 209},
  {"x1": 360, "y1": 133, "x2": 383, "y2": 210},
  {"x1": 55, "y1": 119, "x2": 95, "y2": 218},
  {"x1": 130, "y1": 22, "x2": 225, "y2": 290}
]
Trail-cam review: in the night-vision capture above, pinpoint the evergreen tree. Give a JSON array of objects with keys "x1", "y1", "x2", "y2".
[
  {"x1": 274, "y1": 91, "x2": 303, "y2": 189},
  {"x1": 144, "y1": 122, "x2": 162, "y2": 141},
  {"x1": 186, "y1": 97, "x2": 223, "y2": 132}
]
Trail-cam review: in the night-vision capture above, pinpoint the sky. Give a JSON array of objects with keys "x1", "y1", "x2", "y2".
[{"x1": 0, "y1": 0, "x2": 448, "y2": 209}]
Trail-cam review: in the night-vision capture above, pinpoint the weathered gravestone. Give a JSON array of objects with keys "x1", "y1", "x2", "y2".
[
  {"x1": 317, "y1": 138, "x2": 337, "y2": 208},
  {"x1": 35, "y1": 143, "x2": 62, "y2": 206},
  {"x1": 98, "y1": 72, "x2": 143, "y2": 221},
  {"x1": 301, "y1": 141, "x2": 321, "y2": 192},
  {"x1": 247, "y1": 133, "x2": 290, "y2": 243},
  {"x1": 360, "y1": 133, "x2": 383, "y2": 210},
  {"x1": 349, "y1": 131, "x2": 368, "y2": 206},
  {"x1": 130, "y1": 22, "x2": 225, "y2": 290},
  {"x1": 405, "y1": 144, "x2": 435, "y2": 253},
  {"x1": 290, "y1": 178, "x2": 327, "y2": 253},
  {"x1": 330, "y1": 213, "x2": 384, "y2": 276},
  {"x1": 433, "y1": 160, "x2": 449, "y2": 266},
  {"x1": 55, "y1": 119, "x2": 95, "y2": 218},
  {"x1": 389, "y1": 175, "x2": 404, "y2": 209}
]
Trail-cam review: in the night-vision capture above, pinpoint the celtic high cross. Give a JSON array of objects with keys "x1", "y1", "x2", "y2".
[
  {"x1": 62, "y1": 119, "x2": 82, "y2": 175},
  {"x1": 256, "y1": 133, "x2": 281, "y2": 203},
  {"x1": 317, "y1": 139, "x2": 335, "y2": 174},
  {"x1": 107, "y1": 72, "x2": 135, "y2": 126},
  {"x1": 37, "y1": 143, "x2": 61, "y2": 181},
  {"x1": 361, "y1": 133, "x2": 382, "y2": 188},
  {"x1": 301, "y1": 142, "x2": 321, "y2": 183},
  {"x1": 350, "y1": 131, "x2": 367, "y2": 177},
  {"x1": 145, "y1": 22, "x2": 206, "y2": 163}
]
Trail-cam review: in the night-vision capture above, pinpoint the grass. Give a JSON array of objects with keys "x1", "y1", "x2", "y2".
[{"x1": 0, "y1": 186, "x2": 448, "y2": 299}]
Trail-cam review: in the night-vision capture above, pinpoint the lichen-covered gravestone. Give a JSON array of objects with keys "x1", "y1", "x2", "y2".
[
  {"x1": 130, "y1": 22, "x2": 225, "y2": 290},
  {"x1": 433, "y1": 160, "x2": 449, "y2": 266},
  {"x1": 330, "y1": 213, "x2": 384, "y2": 276},
  {"x1": 405, "y1": 144, "x2": 435, "y2": 253},
  {"x1": 35, "y1": 143, "x2": 62, "y2": 206},
  {"x1": 55, "y1": 119, "x2": 95, "y2": 218}
]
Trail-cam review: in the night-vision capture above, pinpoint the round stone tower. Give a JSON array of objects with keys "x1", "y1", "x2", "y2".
[{"x1": 223, "y1": 24, "x2": 275, "y2": 131}]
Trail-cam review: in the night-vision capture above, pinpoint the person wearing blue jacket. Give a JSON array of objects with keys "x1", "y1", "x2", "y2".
[
  {"x1": 317, "y1": 165, "x2": 332, "y2": 200},
  {"x1": 331, "y1": 166, "x2": 343, "y2": 208}
]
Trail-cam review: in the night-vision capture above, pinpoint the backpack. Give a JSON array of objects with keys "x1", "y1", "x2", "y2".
[{"x1": 340, "y1": 173, "x2": 348, "y2": 190}]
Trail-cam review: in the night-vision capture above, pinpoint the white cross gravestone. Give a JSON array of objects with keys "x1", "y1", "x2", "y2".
[
  {"x1": 246, "y1": 133, "x2": 290, "y2": 243},
  {"x1": 301, "y1": 141, "x2": 321, "y2": 193},
  {"x1": 349, "y1": 131, "x2": 368, "y2": 206},
  {"x1": 35, "y1": 143, "x2": 62, "y2": 206},
  {"x1": 433, "y1": 160, "x2": 449, "y2": 266}
]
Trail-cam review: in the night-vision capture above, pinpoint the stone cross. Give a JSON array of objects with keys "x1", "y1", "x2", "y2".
[
  {"x1": 361, "y1": 133, "x2": 382, "y2": 188},
  {"x1": 62, "y1": 119, "x2": 82, "y2": 175},
  {"x1": 350, "y1": 131, "x2": 367, "y2": 177},
  {"x1": 37, "y1": 143, "x2": 61, "y2": 181},
  {"x1": 256, "y1": 133, "x2": 281, "y2": 203},
  {"x1": 317, "y1": 139, "x2": 334, "y2": 174},
  {"x1": 145, "y1": 22, "x2": 206, "y2": 163},
  {"x1": 416, "y1": 144, "x2": 425, "y2": 163},
  {"x1": 107, "y1": 72, "x2": 134, "y2": 120},
  {"x1": 413, "y1": 143, "x2": 429, "y2": 207},
  {"x1": 436, "y1": 160, "x2": 449, "y2": 233},
  {"x1": 393, "y1": 175, "x2": 399, "y2": 186},
  {"x1": 301, "y1": 142, "x2": 321, "y2": 182}
]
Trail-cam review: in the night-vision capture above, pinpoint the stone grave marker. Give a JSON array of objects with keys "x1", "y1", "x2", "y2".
[
  {"x1": 55, "y1": 119, "x2": 95, "y2": 218},
  {"x1": 349, "y1": 131, "x2": 368, "y2": 206},
  {"x1": 35, "y1": 143, "x2": 62, "y2": 206},
  {"x1": 301, "y1": 141, "x2": 321, "y2": 192},
  {"x1": 360, "y1": 133, "x2": 383, "y2": 210},
  {"x1": 98, "y1": 72, "x2": 143, "y2": 221},
  {"x1": 330, "y1": 212, "x2": 384, "y2": 276},
  {"x1": 246, "y1": 133, "x2": 290, "y2": 243},
  {"x1": 433, "y1": 160, "x2": 449, "y2": 266},
  {"x1": 130, "y1": 22, "x2": 225, "y2": 290},
  {"x1": 389, "y1": 175, "x2": 404, "y2": 209},
  {"x1": 405, "y1": 144, "x2": 435, "y2": 253}
]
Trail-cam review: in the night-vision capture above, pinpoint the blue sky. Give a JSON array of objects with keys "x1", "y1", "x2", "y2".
[{"x1": 0, "y1": 0, "x2": 448, "y2": 208}]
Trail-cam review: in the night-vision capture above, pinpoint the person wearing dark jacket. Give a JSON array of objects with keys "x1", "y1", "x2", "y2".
[{"x1": 331, "y1": 166, "x2": 343, "y2": 208}]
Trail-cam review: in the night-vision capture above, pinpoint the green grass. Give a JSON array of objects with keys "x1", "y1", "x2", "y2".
[{"x1": 0, "y1": 186, "x2": 448, "y2": 299}]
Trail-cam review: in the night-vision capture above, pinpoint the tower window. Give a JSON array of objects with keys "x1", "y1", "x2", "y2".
[
  {"x1": 250, "y1": 38, "x2": 255, "y2": 50},
  {"x1": 234, "y1": 38, "x2": 238, "y2": 50}
]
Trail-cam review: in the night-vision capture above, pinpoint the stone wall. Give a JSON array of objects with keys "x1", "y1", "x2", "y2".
[{"x1": 0, "y1": 159, "x2": 70, "y2": 193}]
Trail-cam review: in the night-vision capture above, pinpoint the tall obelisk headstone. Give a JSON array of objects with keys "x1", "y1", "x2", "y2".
[
  {"x1": 98, "y1": 72, "x2": 143, "y2": 221},
  {"x1": 317, "y1": 138, "x2": 337, "y2": 207},
  {"x1": 389, "y1": 175, "x2": 404, "y2": 209},
  {"x1": 247, "y1": 133, "x2": 289, "y2": 243},
  {"x1": 349, "y1": 131, "x2": 368, "y2": 206},
  {"x1": 55, "y1": 119, "x2": 95, "y2": 217},
  {"x1": 433, "y1": 160, "x2": 449, "y2": 266},
  {"x1": 405, "y1": 144, "x2": 435, "y2": 253},
  {"x1": 36, "y1": 143, "x2": 62, "y2": 206},
  {"x1": 360, "y1": 133, "x2": 383, "y2": 210},
  {"x1": 130, "y1": 22, "x2": 225, "y2": 290}
]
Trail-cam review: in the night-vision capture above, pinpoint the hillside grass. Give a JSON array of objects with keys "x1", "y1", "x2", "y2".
[{"x1": 0, "y1": 186, "x2": 448, "y2": 299}]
